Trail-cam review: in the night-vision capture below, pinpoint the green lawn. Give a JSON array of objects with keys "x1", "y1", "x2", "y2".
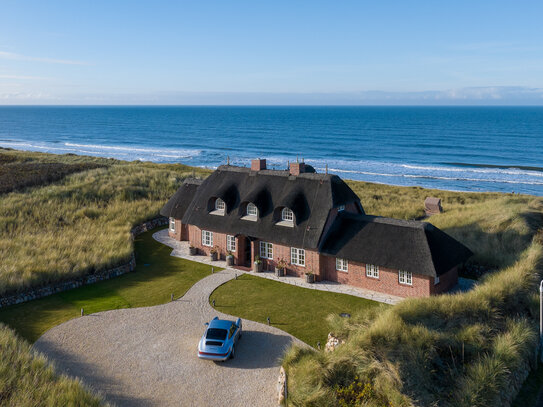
[
  {"x1": 210, "y1": 273, "x2": 383, "y2": 346},
  {"x1": 0, "y1": 228, "x2": 217, "y2": 342}
]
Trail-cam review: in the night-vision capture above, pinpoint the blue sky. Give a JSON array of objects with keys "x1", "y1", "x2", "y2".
[{"x1": 1, "y1": 1, "x2": 542, "y2": 105}]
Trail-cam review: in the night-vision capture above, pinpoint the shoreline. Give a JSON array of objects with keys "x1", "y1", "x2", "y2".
[{"x1": 1, "y1": 146, "x2": 540, "y2": 197}]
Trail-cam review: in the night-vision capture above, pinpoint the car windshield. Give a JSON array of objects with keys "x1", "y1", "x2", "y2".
[{"x1": 206, "y1": 328, "x2": 227, "y2": 340}]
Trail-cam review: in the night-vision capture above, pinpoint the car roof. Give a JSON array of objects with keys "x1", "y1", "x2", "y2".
[{"x1": 208, "y1": 318, "x2": 234, "y2": 330}]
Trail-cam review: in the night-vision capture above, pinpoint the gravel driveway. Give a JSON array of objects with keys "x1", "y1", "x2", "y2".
[{"x1": 34, "y1": 270, "x2": 303, "y2": 407}]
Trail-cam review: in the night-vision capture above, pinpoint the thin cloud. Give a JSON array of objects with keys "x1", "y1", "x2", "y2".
[
  {"x1": 0, "y1": 74, "x2": 51, "y2": 80},
  {"x1": 0, "y1": 51, "x2": 86, "y2": 65}
]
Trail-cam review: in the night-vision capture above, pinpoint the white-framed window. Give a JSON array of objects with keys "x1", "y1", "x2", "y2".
[
  {"x1": 434, "y1": 276, "x2": 440, "y2": 285},
  {"x1": 338, "y1": 204, "x2": 345, "y2": 212},
  {"x1": 366, "y1": 264, "x2": 379, "y2": 278},
  {"x1": 169, "y1": 217, "x2": 176, "y2": 232},
  {"x1": 336, "y1": 258, "x2": 348, "y2": 272},
  {"x1": 281, "y1": 207, "x2": 294, "y2": 222},
  {"x1": 291, "y1": 247, "x2": 306, "y2": 267},
  {"x1": 399, "y1": 270, "x2": 413, "y2": 286},
  {"x1": 259, "y1": 241, "x2": 273, "y2": 259},
  {"x1": 202, "y1": 230, "x2": 213, "y2": 247},
  {"x1": 215, "y1": 198, "x2": 225, "y2": 211},
  {"x1": 227, "y1": 235, "x2": 236, "y2": 252},
  {"x1": 247, "y1": 203, "x2": 258, "y2": 217}
]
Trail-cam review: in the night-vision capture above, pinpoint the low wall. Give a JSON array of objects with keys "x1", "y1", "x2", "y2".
[{"x1": 0, "y1": 217, "x2": 168, "y2": 309}]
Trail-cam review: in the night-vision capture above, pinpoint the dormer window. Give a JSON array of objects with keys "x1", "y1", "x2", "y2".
[
  {"x1": 215, "y1": 198, "x2": 225, "y2": 211},
  {"x1": 241, "y1": 202, "x2": 258, "y2": 221},
  {"x1": 276, "y1": 206, "x2": 294, "y2": 227},
  {"x1": 210, "y1": 198, "x2": 226, "y2": 216},
  {"x1": 281, "y1": 207, "x2": 294, "y2": 222},
  {"x1": 246, "y1": 203, "x2": 258, "y2": 216}
]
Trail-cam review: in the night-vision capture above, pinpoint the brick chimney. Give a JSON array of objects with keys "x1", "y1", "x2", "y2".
[
  {"x1": 251, "y1": 158, "x2": 267, "y2": 171},
  {"x1": 289, "y1": 162, "x2": 306, "y2": 176}
]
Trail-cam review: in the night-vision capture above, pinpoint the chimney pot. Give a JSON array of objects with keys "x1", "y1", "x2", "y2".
[
  {"x1": 251, "y1": 159, "x2": 267, "y2": 171},
  {"x1": 289, "y1": 162, "x2": 306, "y2": 176}
]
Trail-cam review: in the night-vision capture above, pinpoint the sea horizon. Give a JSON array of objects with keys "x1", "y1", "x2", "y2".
[{"x1": 1, "y1": 105, "x2": 542, "y2": 196}]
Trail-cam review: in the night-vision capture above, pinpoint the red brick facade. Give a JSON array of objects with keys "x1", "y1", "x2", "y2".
[{"x1": 171, "y1": 224, "x2": 457, "y2": 298}]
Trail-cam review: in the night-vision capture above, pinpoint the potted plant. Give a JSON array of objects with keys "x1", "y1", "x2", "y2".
[
  {"x1": 253, "y1": 255, "x2": 263, "y2": 272},
  {"x1": 209, "y1": 246, "x2": 219, "y2": 261},
  {"x1": 189, "y1": 245, "x2": 198, "y2": 256},
  {"x1": 275, "y1": 258, "x2": 287, "y2": 277},
  {"x1": 226, "y1": 250, "x2": 234, "y2": 267},
  {"x1": 305, "y1": 271, "x2": 315, "y2": 283}
]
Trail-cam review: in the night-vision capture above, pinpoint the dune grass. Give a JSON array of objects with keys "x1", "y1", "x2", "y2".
[
  {"x1": 0, "y1": 322, "x2": 109, "y2": 407},
  {"x1": 1, "y1": 149, "x2": 542, "y2": 406},
  {"x1": 0, "y1": 148, "x2": 210, "y2": 296},
  {"x1": 283, "y1": 197, "x2": 543, "y2": 406},
  {"x1": 0, "y1": 228, "x2": 216, "y2": 343},
  {"x1": 210, "y1": 273, "x2": 382, "y2": 346}
]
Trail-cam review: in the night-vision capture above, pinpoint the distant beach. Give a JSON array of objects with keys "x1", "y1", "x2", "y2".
[{"x1": 0, "y1": 106, "x2": 542, "y2": 195}]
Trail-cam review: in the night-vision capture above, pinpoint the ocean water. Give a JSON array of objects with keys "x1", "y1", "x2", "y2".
[{"x1": 0, "y1": 106, "x2": 542, "y2": 195}]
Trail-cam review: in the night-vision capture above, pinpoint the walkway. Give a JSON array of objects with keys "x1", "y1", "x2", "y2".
[
  {"x1": 35, "y1": 267, "x2": 303, "y2": 407},
  {"x1": 153, "y1": 229, "x2": 403, "y2": 305}
]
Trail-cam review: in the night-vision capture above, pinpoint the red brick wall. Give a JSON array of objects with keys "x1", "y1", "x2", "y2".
[
  {"x1": 169, "y1": 219, "x2": 188, "y2": 241},
  {"x1": 431, "y1": 266, "x2": 458, "y2": 295},
  {"x1": 185, "y1": 225, "x2": 455, "y2": 298},
  {"x1": 257, "y1": 241, "x2": 320, "y2": 278},
  {"x1": 321, "y1": 255, "x2": 432, "y2": 298},
  {"x1": 188, "y1": 225, "x2": 242, "y2": 263}
]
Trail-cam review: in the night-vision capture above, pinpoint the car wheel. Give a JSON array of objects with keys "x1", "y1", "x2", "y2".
[{"x1": 230, "y1": 345, "x2": 235, "y2": 359}]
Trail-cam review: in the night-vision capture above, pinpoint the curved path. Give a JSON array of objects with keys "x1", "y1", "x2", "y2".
[{"x1": 34, "y1": 267, "x2": 303, "y2": 406}]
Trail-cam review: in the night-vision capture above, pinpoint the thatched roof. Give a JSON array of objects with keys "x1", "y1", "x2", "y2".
[
  {"x1": 319, "y1": 212, "x2": 473, "y2": 277},
  {"x1": 181, "y1": 165, "x2": 362, "y2": 249},
  {"x1": 160, "y1": 178, "x2": 203, "y2": 219}
]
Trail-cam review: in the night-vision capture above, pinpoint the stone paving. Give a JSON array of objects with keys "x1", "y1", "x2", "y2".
[
  {"x1": 153, "y1": 229, "x2": 404, "y2": 305},
  {"x1": 35, "y1": 265, "x2": 303, "y2": 407}
]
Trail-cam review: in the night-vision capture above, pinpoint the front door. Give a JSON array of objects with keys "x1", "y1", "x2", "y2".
[{"x1": 244, "y1": 237, "x2": 252, "y2": 267}]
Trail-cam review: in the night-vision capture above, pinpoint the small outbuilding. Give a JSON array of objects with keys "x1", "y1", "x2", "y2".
[{"x1": 424, "y1": 197, "x2": 443, "y2": 216}]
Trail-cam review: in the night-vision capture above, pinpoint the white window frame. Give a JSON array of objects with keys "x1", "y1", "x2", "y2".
[
  {"x1": 336, "y1": 258, "x2": 348, "y2": 272},
  {"x1": 281, "y1": 207, "x2": 294, "y2": 222},
  {"x1": 227, "y1": 235, "x2": 236, "y2": 252},
  {"x1": 366, "y1": 264, "x2": 379, "y2": 279},
  {"x1": 399, "y1": 270, "x2": 413, "y2": 286},
  {"x1": 291, "y1": 247, "x2": 306, "y2": 267},
  {"x1": 247, "y1": 203, "x2": 258, "y2": 217},
  {"x1": 202, "y1": 230, "x2": 213, "y2": 247},
  {"x1": 215, "y1": 198, "x2": 225, "y2": 211},
  {"x1": 259, "y1": 241, "x2": 273, "y2": 259},
  {"x1": 169, "y1": 217, "x2": 176, "y2": 232}
]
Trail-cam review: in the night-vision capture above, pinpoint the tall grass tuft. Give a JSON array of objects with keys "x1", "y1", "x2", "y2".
[
  {"x1": 0, "y1": 150, "x2": 210, "y2": 296},
  {"x1": 284, "y1": 189, "x2": 543, "y2": 406},
  {"x1": 0, "y1": 322, "x2": 108, "y2": 407}
]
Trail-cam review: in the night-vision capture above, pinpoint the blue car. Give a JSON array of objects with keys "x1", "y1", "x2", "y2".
[{"x1": 198, "y1": 317, "x2": 242, "y2": 361}]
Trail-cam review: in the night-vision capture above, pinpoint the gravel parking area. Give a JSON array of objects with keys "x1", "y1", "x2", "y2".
[{"x1": 34, "y1": 270, "x2": 303, "y2": 406}]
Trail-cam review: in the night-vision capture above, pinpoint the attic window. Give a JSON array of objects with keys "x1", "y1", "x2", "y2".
[
  {"x1": 281, "y1": 207, "x2": 294, "y2": 222},
  {"x1": 210, "y1": 198, "x2": 226, "y2": 216},
  {"x1": 247, "y1": 203, "x2": 258, "y2": 216},
  {"x1": 215, "y1": 199, "x2": 225, "y2": 211},
  {"x1": 241, "y1": 202, "x2": 258, "y2": 221},
  {"x1": 338, "y1": 205, "x2": 345, "y2": 212}
]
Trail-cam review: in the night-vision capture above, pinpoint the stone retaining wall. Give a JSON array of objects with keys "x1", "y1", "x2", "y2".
[{"x1": 0, "y1": 217, "x2": 167, "y2": 309}]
